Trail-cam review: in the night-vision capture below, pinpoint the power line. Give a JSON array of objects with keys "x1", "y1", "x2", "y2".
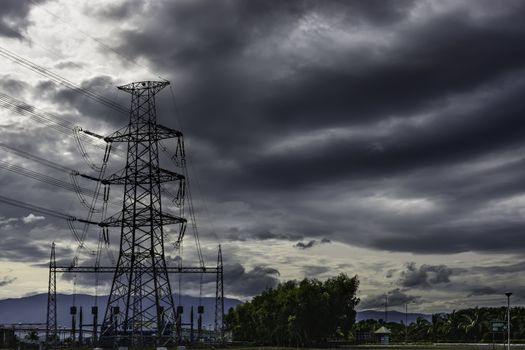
[
  {"x1": 0, "y1": 159, "x2": 92, "y2": 196},
  {"x1": 1, "y1": 22, "x2": 212, "y2": 275},
  {"x1": 0, "y1": 142, "x2": 72, "y2": 173},
  {"x1": 0, "y1": 193, "x2": 94, "y2": 224},
  {"x1": 27, "y1": 0, "x2": 168, "y2": 82},
  {"x1": 0, "y1": 45, "x2": 128, "y2": 115}
]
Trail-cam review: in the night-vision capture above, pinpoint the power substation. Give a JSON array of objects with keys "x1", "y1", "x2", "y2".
[{"x1": 0, "y1": 77, "x2": 224, "y2": 348}]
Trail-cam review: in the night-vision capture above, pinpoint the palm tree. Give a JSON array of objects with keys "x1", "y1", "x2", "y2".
[
  {"x1": 458, "y1": 307, "x2": 489, "y2": 342},
  {"x1": 412, "y1": 317, "x2": 432, "y2": 341},
  {"x1": 432, "y1": 313, "x2": 447, "y2": 342}
]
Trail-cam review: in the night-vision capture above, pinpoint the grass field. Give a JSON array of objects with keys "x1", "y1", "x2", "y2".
[{"x1": 221, "y1": 345, "x2": 525, "y2": 350}]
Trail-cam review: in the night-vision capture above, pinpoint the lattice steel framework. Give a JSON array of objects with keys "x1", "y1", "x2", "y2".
[
  {"x1": 214, "y1": 245, "x2": 224, "y2": 341},
  {"x1": 100, "y1": 81, "x2": 185, "y2": 346},
  {"x1": 45, "y1": 243, "x2": 57, "y2": 346},
  {"x1": 46, "y1": 256, "x2": 226, "y2": 345}
]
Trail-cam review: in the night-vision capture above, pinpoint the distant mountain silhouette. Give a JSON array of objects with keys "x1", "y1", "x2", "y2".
[
  {"x1": 0, "y1": 294, "x2": 431, "y2": 326},
  {"x1": 356, "y1": 309, "x2": 431, "y2": 323},
  {"x1": 0, "y1": 293, "x2": 242, "y2": 327}
]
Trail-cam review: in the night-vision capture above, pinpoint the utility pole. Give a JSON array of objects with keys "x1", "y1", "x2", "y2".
[
  {"x1": 405, "y1": 303, "x2": 408, "y2": 344},
  {"x1": 506, "y1": 292, "x2": 512, "y2": 350},
  {"x1": 384, "y1": 293, "x2": 388, "y2": 323}
]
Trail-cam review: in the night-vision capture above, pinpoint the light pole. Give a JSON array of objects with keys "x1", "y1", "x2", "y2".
[
  {"x1": 505, "y1": 292, "x2": 512, "y2": 350},
  {"x1": 405, "y1": 303, "x2": 408, "y2": 344},
  {"x1": 385, "y1": 293, "x2": 388, "y2": 323}
]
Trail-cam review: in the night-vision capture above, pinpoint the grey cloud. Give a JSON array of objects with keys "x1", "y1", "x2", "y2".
[
  {"x1": 303, "y1": 265, "x2": 330, "y2": 277},
  {"x1": 468, "y1": 287, "x2": 498, "y2": 297},
  {"x1": 0, "y1": 276, "x2": 17, "y2": 287},
  {"x1": 360, "y1": 288, "x2": 419, "y2": 309},
  {"x1": 10, "y1": 0, "x2": 525, "y2": 262},
  {"x1": 386, "y1": 269, "x2": 396, "y2": 279},
  {"x1": 0, "y1": 0, "x2": 47, "y2": 38},
  {"x1": 5, "y1": 0, "x2": 525, "y2": 304},
  {"x1": 295, "y1": 240, "x2": 316, "y2": 250},
  {"x1": 31, "y1": 75, "x2": 128, "y2": 126},
  {"x1": 475, "y1": 261, "x2": 525, "y2": 275},
  {"x1": 0, "y1": 75, "x2": 30, "y2": 95},
  {"x1": 398, "y1": 262, "x2": 456, "y2": 288},
  {"x1": 88, "y1": 0, "x2": 145, "y2": 20},
  {"x1": 226, "y1": 228, "x2": 303, "y2": 242},
  {"x1": 54, "y1": 61, "x2": 86, "y2": 70},
  {"x1": 294, "y1": 239, "x2": 331, "y2": 249},
  {"x1": 223, "y1": 263, "x2": 280, "y2": 297}
]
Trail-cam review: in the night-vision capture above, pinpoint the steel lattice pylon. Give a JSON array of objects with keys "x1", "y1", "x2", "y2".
[
  {"x1": 45, "y1": 243, "x2": 57, "y2": 346},
  {"x1": 214, "y1": 244, "x2": 224, "y2": 342},
  {"x1": 100, "y1": 81, "x2": 184, "y2": 346}
]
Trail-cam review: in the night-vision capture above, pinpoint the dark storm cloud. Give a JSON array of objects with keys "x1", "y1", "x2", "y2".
[
  {"x1": 32, "y1": 75, "x2": 129, "y2": 127},
  {"x1": 97, "y1": 0, "x2": 525, "y2": 261},
  {"x1": 468, "y1": 287, "x2": 498, "y2": 297},
  {"x1": 0, "y1": 0, "x2": 46, "y2": 38},
  {"x1": 0, "y1": 276, "x2": 16, "y2": 287},
  {"x1": 475, "y1": 261, "x2": 525, "y2": 275},
  {"x1": 360, "y1": 288, "x2": 419, "y2": 309},
  {"x1": 0, "y1": 75, "x2": 30, "y2": 95},
  {"x1": 4, "y1": 0, "x2": 524, "y2": 269},
  {"x1": 295, "y1": 240, "x2": 316, "y2": 249},
  {"x1": 398, "y1": 262, "x2": 456, "y2": 288},
  {"x1": 466, "y1": 285, "x2": 525, "y2": 302},
  {"x1": 386, "y1": 269, "x2": 396, "y2": 279},
  {"x1": 226, "y1": 227, "x2": 303, "y2": 241},
  {"x1": 4, "y1": 0, "x2": 525, "y2": 306},
  {"x1": 372, "y1": 223, "x2": 525, "y2": 254},
  {"x1": 264, "y1": 12, "x2": 525, "y2": 130},
  {"x1": 233, "y1": 78, "x2": 525, "y2": 191},
  {"x1": 89, "y1": 0, "x2": 145, "y2": 20},
  {"x1": 294, "y1": 238, "x2": 331, "y2": 249},
  {"x1": 223, "y1": 263, "x2": 280, "y2": 297}
]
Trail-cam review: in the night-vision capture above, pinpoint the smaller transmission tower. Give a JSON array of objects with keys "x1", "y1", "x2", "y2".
[
  {"x1": 45, "y1": 243, "x2": 57, "y2": 346},
  {"x1": 214, "y1": 245, "x2": 224, "y2": 341}
]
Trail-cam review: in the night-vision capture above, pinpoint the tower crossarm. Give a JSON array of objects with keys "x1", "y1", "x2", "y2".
[
  {"x1": 79, "y1": 128, "x2": 108, "y2": 142},
  {"x1": 53, "y1": 266, "x2": 219, "y2": 274},
  {"x1": 156, "y1": 124, "x2": 183, "y2": 138},
  {"x1": 103, "y1": 166, "x2": 184, "y2": 185},
  {"x1": 100, "y1": 211, "x2": 186, "y2": 227},
  {"x1": 104, "y1": 123, "x2": 182, "y2": 142},
  {"x1": 117, "y1": 80, "x2": 169, "y2": 93}
]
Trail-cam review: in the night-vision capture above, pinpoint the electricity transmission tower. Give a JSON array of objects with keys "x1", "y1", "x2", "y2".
[
  {"x1": 99, "y1": 81, "x2": 185, "y2": 346},
  {"x1": 45, "y1": 243, "x2": 57, "y2": 346},
  {"x1": 0, "y1": 52, "x2": 227, "y2": 346},
  {"x1": 214, "y1": 244, "x2": 224, "y2": 341}
]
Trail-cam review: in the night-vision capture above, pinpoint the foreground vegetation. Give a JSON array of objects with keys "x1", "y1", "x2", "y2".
[
  {"x1": 225, "y1": 273, "x2": 525, "y2": 346},
  {"x1": 225, "y1": 273, "x2": 360, "y2": 347},
  {"x1": 356, "y1": 307, "x2": 525, "y2": 343}
]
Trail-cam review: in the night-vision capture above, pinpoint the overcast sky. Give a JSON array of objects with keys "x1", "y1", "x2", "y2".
[{"x1": 1, "y1": 0, "x2": 525, "y2": 313}]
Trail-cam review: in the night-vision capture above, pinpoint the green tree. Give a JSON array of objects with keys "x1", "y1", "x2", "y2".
[{"x1": 225, "y1": 273, "x2": 360, "y2": 346}]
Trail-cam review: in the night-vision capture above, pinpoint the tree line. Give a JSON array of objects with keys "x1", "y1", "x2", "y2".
[
  {"x1": 355, "y1": 307, "x2": 525, "y2": 343},
  {"x1": 226, "y1": 272, "x2": 525, "y2": 346},
  {"x1": 224, "y1": 273, "x2": 360, "y2": 346}
]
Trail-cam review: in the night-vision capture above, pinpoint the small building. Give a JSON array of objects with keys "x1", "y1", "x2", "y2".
[{"x1": 374, "y1": 326, "x2": 391, "y2": 345}]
